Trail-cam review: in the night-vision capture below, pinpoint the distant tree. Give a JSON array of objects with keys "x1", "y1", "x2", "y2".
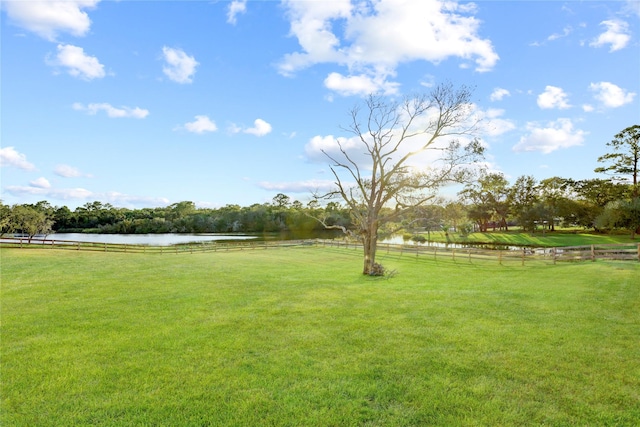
[
  {"x1": 53, "y1": 205, "x2": 74, "y2": 231},
  {"x1": 459, "y1": 173, "x2": 509, "y2": 231},
  {"x1": 168, "y1": 201, "x2": 196, "y2": 220},
  {"x1": 8, "y1": 205, "x2": 54, "y2": 242},
  {"x1": 595, "y1": 125, "x2": 640, "y2": 236},
  {"x1": 407, "y1": 204, "x2": 445, "y2": 242},
  {"x1": 595, "y1": 125, "x2": 640, "y2": 197},
  {"x1": 317, "y1": 83, "x2": 483, "y2": 275},
  {"x1": 508, "y1": 175, "x2": 539, "y2": 232},
  {"x1": 0, "y1": 201, "x2": 11, "y2": 236},
  {"x1": 538, "y1": 177, "x2": 573, "y2": 231},
  {"x1": 272, "y1": 193, "x2": 291, "y2": 209},
  {"x1": 442, "y1": 201, "x2": 466, "y2": 232},
  {"x1": 595, "y1": 198, "x2": 640, "y2": 239}
]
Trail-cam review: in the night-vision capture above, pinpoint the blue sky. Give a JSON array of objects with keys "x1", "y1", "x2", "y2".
[{"x1": 1, "y1": 0, "x2": 638, "y2": 209}]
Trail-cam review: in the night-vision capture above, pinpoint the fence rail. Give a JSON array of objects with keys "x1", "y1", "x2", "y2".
[
  {"x1": 0, "y1": 237, "x2": 313, "y2": 254},
  {"x1": 315, "y1": 239, "x2": 640, "y2": 264},
  {"x1": 2, "y1": 237, "x2": 639, "y2": 263}
]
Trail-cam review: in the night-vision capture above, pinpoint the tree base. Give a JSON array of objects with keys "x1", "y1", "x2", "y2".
[{"x1": 365, "y1": 262, "x2": 386, "y2": 276}]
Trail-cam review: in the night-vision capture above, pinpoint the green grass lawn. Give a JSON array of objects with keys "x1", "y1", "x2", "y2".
[
  {"x1": 2, "y1": 247, "x2": 639, "y2": 426},
  {"x1": 416, "y1": 229, "x2": 636, "y2": 247}
]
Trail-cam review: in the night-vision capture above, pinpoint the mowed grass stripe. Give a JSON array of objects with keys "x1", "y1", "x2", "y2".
[{"x1": 1, "y1": 248, "x2": 639, "y2": 426}]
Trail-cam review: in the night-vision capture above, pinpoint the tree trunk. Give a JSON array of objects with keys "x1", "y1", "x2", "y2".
[{"x1": 362, "y1": 227, "x2": 378, "y2": 275}]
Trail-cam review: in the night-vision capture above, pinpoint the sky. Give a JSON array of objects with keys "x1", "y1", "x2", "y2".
[{"x1": 1, "y1": 0, "x2": 639, "y2": 210}]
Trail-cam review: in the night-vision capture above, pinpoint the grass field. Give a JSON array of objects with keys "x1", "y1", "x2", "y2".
[
  {"x1": 2, "y1": 247, "x2": 639, "y2": 426},
  {"x1": 413, "y1": 229, "x2": 636, "y2": 247}
]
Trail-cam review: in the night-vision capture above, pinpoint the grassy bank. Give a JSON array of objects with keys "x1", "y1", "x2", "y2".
[
  {"x1": 2, "y1": 247, "x2": 639, "y2": 425},
  {"x1": 413, "y1": 229, "x2": 636, "y2": 247}
]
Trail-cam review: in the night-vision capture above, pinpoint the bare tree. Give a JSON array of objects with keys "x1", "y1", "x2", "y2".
[{"x1": 317, "y1": 82, "x2": 484, "y2": 275}]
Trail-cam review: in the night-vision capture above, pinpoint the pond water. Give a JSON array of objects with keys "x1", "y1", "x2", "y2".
[
  {"x1": 379, "y1": 235, "x2": 522, "y2": 250},
  {"x1": 14, "y1": 233, "x2": 258, "y2": 246},
  {"x1": 5, "y1": 231, "x2": 523, "y2": 250},
  {"x1": 7, "y1": 230, "x2": 344, "y2": 246}
]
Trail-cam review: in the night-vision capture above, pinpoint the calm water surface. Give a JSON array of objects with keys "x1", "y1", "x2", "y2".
[{"x1": 32, "y1": 233, "x2": 257, "y2": 246}]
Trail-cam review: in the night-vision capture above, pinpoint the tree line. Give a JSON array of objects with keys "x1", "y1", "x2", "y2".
[
  {"x1": 0, "y1": 196, "x2": 351, "y2": 240},
  {"x1": 1, "y1": 174, "x2": 638, "y2": 242}
]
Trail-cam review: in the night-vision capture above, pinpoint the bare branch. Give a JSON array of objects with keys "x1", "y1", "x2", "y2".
[{"x1": 314, "y1": 82, "x2": 483, "y2": 274}]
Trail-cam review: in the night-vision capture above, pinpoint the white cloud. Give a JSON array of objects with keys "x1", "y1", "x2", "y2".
[
  {"x1": 162, "y1": 46, "x2": 198, "y2": 84},
  {"x1": 582, "y1": 104, "x2": 595, "y2": 112},
  {"x1": 101, "y1": 192, "x2": 170, "y2": 207},
  {"x1": 29, "y1": 177, "x2": 51, "y2": 189},
  {"x1": 537, "y1": 85, "x2": 571, "y2": 109},
  {"x1": 258, "y1": 179, "x2": 336, "y2": 193},
  {"x1": 623, "y1": 0, "x2": 640, "y2": 17},
  {"x1": 477, "y1": 108, "x2": 516, "y2": 137},
  {"x1": 182, "y1": 115, "x2": 218, "y2": 134},
  {"x1": 3, "y1": 0, "x2": 99, "y2": 41},
  {"x1": 279, "y1": 0, "x2": 498, "y2": 94},
  {"x1": 47, "y1": 44, "x2": 105, "y2": 80},
  {"x1": 490, "y1": 88, "x2": 510, "y2": 101},
  {"x1": 419, "y1": 74, "x2": 436, "y2": 88},
  {"x1": 72, "y1": 102, "x2": 149, "y2": 118},
  {"x1": 4, "y1": 185, "x2": 169, "y2": 207},
  {"x1": 304, "y1": 134, "x2": 359, "y2": 164},
  {"x1": 227, "y1": 123, "x2": 243, "y2": 134},
  {"x1": 589, "y1": 82, "x2": 636, "y2": 108},
  {"x1": 590, "y1": 20, "x2": 631, "y2": 52},
  {"x1": 5, "y1": 185, "x2": 93, "y2": 200},
  {"x1": 307, "y1": 133, "x2": 378, "y2": 172},
  {"x1": 227, "y1": 0, "x2": 247, "y2": 25},
  {"x1": 513, "y1": 119, "x2": 586, "y2": 154},
  {"x1": 244, "y1": 119, "x2": 273, "y2": 137},
  {"x1": 0, "y1": 147, "x2": 36, "y2": 171},
  {"x1": 324, "y1": 72, "x2": 400, "y2": 96},
  {"x1": 54, "y1": 164, "x2": 92, "y2": 178},
  {"x1": 547, "y1": 26, "x2": 572, "y2": 42}
]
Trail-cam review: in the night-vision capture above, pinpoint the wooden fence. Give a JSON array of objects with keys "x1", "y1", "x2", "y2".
[
  {"x1": 0, "y1": 237, "x2": 313, "y2": 254},
  {"x1": 2, "y1": 236, "x2": 639, "y2": 264},
  {"x1": 315, "y1": 239, "x2": 640, "y2": 264}
]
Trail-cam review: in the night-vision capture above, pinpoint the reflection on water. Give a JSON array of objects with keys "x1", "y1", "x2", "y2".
[
  {"x1": 26, "y1": 233, "x2": 257, "y2": 246},
  {"x1": 379, "y1": 235, "x2": 520, "y2": 250},
  {"x1": 9, "y1": 230, "x2": 345, "y2": 247},
  {"x1": 6, "y1": 231, "x2": 522, "y2": 250}
]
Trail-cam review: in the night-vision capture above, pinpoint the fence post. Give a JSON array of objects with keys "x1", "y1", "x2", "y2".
[
  {"x1": 499, "y1": 250, "x2": 502, "y2": 265},
  {"x1": 637, "y1": 243, "x2": 640, "y2": 261},
  {"x1": 522, "y1": 248, "x2": 525, "y2": 266},
  {"x1": 552, "y1": 247, "x2": 557, "y2": 264},
  {"x1": 452, "y1": 249, "x2": 456, "y2": 262},
  {"x1": 591, "y1": 245, "x2": 595, "y2": 262}
]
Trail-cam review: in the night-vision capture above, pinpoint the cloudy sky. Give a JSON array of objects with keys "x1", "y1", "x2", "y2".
[{"x1": 1, "y1": 0, "x2": 638, "y2": 209}]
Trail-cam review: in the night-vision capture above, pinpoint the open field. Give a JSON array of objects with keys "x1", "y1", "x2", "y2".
[
  {"x1": 2, "y1": 247, "x2": 639, "y2": 426},
  {"x1": 415, "y1": 229, "x2": 636, "y2": 247}
]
